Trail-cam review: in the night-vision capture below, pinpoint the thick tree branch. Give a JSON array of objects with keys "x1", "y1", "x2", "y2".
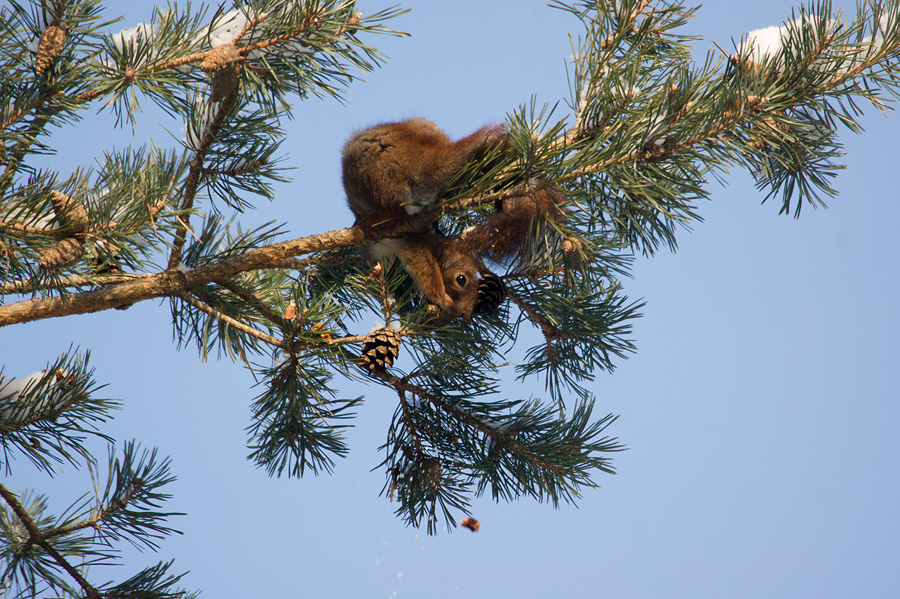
[{"x1": 0, "y1": 226, "x2": 359, "y2": 327}]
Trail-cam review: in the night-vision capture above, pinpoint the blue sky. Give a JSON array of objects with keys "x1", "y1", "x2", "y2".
[{"x1": 4, "y1": 1, "x2": 900, "y2": 597}]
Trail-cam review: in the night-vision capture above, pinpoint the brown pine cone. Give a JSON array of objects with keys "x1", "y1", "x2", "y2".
[
  {"x1": 359, "y1": 327, "x2": 401, "y2": 375},
  {"x1": 474, "y1": 273, "x2": 507, "y2": 314},
  {"x1": 36, "y1": 25, "x2": 66, "y2": 75},
  {"x1": 39, "y1": 237, "x2": 83, "y2": 271},
  {"x1": 48, "y1": 190, "x2": 88, "y2": 235}
]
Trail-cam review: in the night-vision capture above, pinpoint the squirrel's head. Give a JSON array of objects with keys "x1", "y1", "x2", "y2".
[{"x1": 440, "y1": 251, "x2": 480, "y2": 321}]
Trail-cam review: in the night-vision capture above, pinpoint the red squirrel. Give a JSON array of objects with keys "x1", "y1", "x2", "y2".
[
  {"x1": 342, "y1": 118, "x2": 508, "y2": 226},
  {"x1": 341, "y1": 118, "x2": 564, "y2": 321},
  {"x1": 342, "y1": 118, "x2": 507, "y2": 321}
]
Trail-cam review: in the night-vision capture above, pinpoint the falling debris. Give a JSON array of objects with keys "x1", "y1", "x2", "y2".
[{"x1": 460, "y1": 517, "x2": 480, "y2": 532}]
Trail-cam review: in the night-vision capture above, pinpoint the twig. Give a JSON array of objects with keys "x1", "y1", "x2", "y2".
[
  {"x1": 232, "y1": 11, "x2": 268, "y2": 45},
  {"x1": 396, "y1": 386, "x2": 425, "y2": 458},
  {"x1": 0, "y1": 483, "x2": 101, "y2": 599},
  {"x1": 598, "y1": 0, "x2": 652, "y2": 49},
  {"x1": 371, "y1": 373, "x2": 564, "y2": 476},
  {"x1": 218, "y1": 279, "x2": 292, "y2": 331},
  {"x1": 178, "y1": 290, "x2": 287, "y2": 350},
  {"x1": 0, "y1": 219, "x2": 71, "y2": 239},
  {"x1": 39, "y1": 477, "x2": 142, "y2": 542},
  {"x1": 167, "y1": 93, "x2": 238, "y2": 271},
  {"x1": 505, "y1": 287, "x2": 568, "y2": 345}
]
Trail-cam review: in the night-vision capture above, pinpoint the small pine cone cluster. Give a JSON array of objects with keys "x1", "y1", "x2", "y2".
[
  {"x1": 359, "y1": 326, "x2": 401, "y2": 375},
  {"x1": 39, "y1": 191, "x2": 88, "y2": 272},
  {"x1": 474, "y1": 273, "x2": 507, "y2": 314},
  {"x1": 35, "y1": 25, "x2": 66, "y2": 75},
  {"x1": 200, "y1": 42, "x2": 243, "y2": 102}
]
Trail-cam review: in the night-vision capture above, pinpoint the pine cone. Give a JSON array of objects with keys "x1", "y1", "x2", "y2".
[
  {"x1": 48, "y1": 190, "x2": 88, "y2": 235},
  {"x1": 39, "y1": 237, "x2": 83, "y2": 271},
  {"x1": 359, "y1": 327, "x2": 401, "y2": 374},
  {"x1": 474, "y1": 273, "x2": 506, "y2": 314},
  {"x1": 201, "y1": 42, "x2": 242, "y2": 102},
  {"x1": 36, "y1": 25, "x2": 66, "y2": 75}
]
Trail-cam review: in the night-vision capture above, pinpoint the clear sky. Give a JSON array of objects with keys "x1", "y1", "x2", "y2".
[{"x1": 4, "y1": 1, "x2": 900, "y2": 597}]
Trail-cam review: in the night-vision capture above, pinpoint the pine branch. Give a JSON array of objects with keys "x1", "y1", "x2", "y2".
[
  {"x1": 178, "y1": 289, "x2": 286, "y2": 351},
  {"x1": 0, "y1": 482, "x2": 101, "y2": 599},
  {"x1": 599, "y1": 0, "x2": 653, "y2": 50},
  {"x1": 380, "y1": 373, "x2": 566, "y2": 477},
  {"x1": 0, "y1": 225, "x2": 359, "y2": 327},
  {"x1": 0, "y1": 216, "x2": 72, "y2": 239},
  {"x1": 218, "y1": 278, "x2": 293, "y2": 332},
  {"x1": 0, "y1": 272, "x2": 146, "y2": 296},
  {"x1": 168, "y1": 93, "x2": 239, "y2": 270}
]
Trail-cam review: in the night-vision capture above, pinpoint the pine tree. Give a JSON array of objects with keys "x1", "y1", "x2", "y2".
[{"x1": 2, "y1": 0, "x2": 900, "y2": 596}]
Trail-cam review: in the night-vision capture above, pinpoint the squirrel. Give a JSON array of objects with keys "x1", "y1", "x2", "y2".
[
  {"x1": 342, "y1": 117, "x2": 508, "y2": 227},
  {"x1": 341, "y1": 118, "x2": 567, "y2": 321},
  {"x1": 367, "y1": 233, "x2": 481, "y2": 322},
  {"x1": 342, "y1": 118, "x2": 508, "y2": 322},
  {"x1": 459, "y1": 187, "x2": 568, "y2": 269}
]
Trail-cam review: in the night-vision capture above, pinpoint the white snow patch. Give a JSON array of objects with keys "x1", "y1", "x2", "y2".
[
  {"x1": 207, "y1": 9, "x2": 250, "y2": 47},
  {"x1": 738, "y1": 15, "x2": 840, "y2": 69},
  {"x1": 0, "y1": 370, "x2": 75, "y2": 425},
  {"x1": 110, "y1": 22, "x2": 154, "y2": 53},
  {"x1": 183, "y1": 99, "x2": 221, "y2": 150}
]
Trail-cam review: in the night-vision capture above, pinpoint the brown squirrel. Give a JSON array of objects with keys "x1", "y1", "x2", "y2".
[
  {"x1": 459, "y1": 187, "x2": 568, "y2": 269},
  {"x1": 341, "y1": 118, "x2": 565, "y2": 321},
  {"x1": 367, "y1": 234, "x2": 481, "y2": 322},
  {"x1": 342, "y1": 118, "x2": 509, "y2": 321},
  {"x1": 342, "y1": 117, "x2": 508, "y2": 227}
]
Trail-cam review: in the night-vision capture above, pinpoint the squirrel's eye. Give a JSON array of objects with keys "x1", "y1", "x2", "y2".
[{"x1": 456, "y1": 274, "x2": 467, "y2": 287}]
